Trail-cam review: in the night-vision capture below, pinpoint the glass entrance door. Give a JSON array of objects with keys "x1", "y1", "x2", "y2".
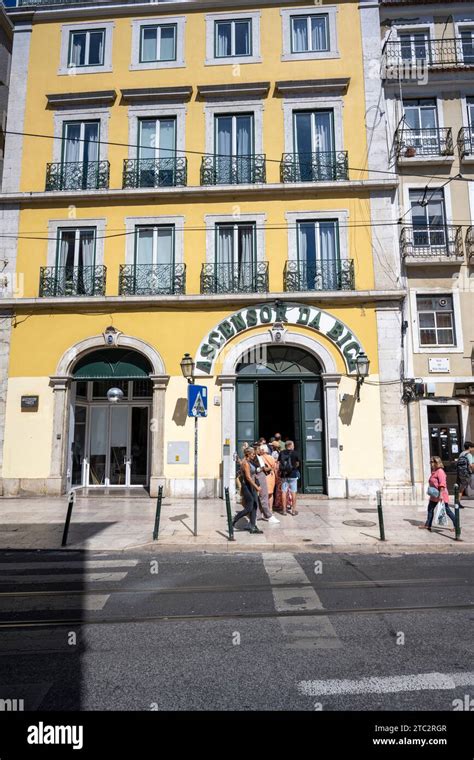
[{"x1": 78, "y1": 404, "x2": 150, "y2": 487}]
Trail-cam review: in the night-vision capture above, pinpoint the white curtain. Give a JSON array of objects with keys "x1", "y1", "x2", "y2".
[
  {"x1": 292, "y1": 18, "x2": 307, "y2": 52},
  {"x1": 89, "y1": 31, "x2": 104, "y2": 66},
  {"x1": 216, "y1": 23, "x2": 231, "y2": 56},
  {"x1": 159, "y1": 119, "x2": 175, "y2": 159},
  {"x1": 83, "y1": 123, "x2": 99, "y2": 164},
  {"x1": 238, "y1": 225, "x2": 254, "y2": 289},
  {"x1": 64, "y1": 124, "x2": 81, "y2": 163},
  {"x1": 160, "y1": 26, "x2": 175, "y2": 60},
  {"x1": 136, "y1": 229, "x2": 154, "y2": 266},
  {"x1": 58, "y1": 231, "x2": 75, "y2": 268},
  {"x1": 79, "y1": 231, "x2": 95, "y2": 268},
  {"x1": 216, "y1": 116, "x2": 232, "y2": 182},
  {"x1": 315, "y1": 112, "x2": 332, "y2": 153},
  {"x1": 157, "y1": 227, "x2": 173, "y2": 265},
  {"x1": 237, "y1": 116, "x2": 252, "y2": 182},
  {"x1": 141, "y1": 27, "x2": 157, "y2": 62},
  {"x1": 217, "y1": 226, "x2": 233, "y2": 290},
  {"x1": 139, "y1": 120, "x2": 156, "y2": 160},
  {"x1": 311, "y1": 17, "x2": 327, "y2": 51},
  {"x1": 71, "y1": 34, "x2": 84, "y2": 66}
]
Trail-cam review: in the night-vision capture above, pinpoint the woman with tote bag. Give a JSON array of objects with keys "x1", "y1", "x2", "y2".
[{"x1": 419, "y1": 456, "x2": 456, "y2": 532}]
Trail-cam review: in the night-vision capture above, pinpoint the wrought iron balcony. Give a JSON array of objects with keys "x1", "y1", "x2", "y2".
[
  {"x1": 119, "y1": 264, "x2": 186, "y2": 295},
  {"x1": 122, "y1": 158, "x2": 187, "y2": 189},
  {"x1": 39, "y1": 266, "x2": 107, "y2": 297},
  {"x1": 384, "y1": 38, "x2": 474, "y2": 71},
  {"x1": 200, "y1": 263, "x2": 269, "y2": 294},
  {"x1": 284, "y1": 260, "x2": 355, "y2": 292},
  {"x1": 200, "y1": 155, "x2": 266, "y2": 185},
  {"x1": 394, "y1": 128, "x2": 453, "y2": 159},
  {"x1": 400, "y1": 226, "x2": 464, "y2": 262},
  {"x1": 457, "y1": 127, "x2": 474, "y2": 160},
  {"x1": 280, "y1": 152, "x2": 349, "y2": 183},
  {"x1": 45, "y1": 161, "x2": 110, "y2": 191},
  {"x1": 466, "y1": 227, "x2": 474, "y2": 262}
]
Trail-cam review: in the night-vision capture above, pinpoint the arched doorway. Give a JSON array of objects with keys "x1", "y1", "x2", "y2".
[
  {"x1": 236, "y1": 346, "x2": 325, "y2": 493},
  {"x1": 69, "y1": 348, "x2": 153, "y2": 489}
]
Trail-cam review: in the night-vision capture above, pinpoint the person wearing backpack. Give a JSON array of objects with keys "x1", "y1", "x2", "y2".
[
  {"x1": 278, "y1": 440, "x2": 300, "y2": 516},
  {"x1": 456, "y1": 441, "x2": 474, "y2": 508}
]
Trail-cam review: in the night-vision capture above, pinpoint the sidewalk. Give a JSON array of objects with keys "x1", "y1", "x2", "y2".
[{"x1": 0, "y1": 493, "x2": 472, "y2": 553}]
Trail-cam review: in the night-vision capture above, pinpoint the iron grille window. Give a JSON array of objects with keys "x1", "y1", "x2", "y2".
[{"x1": 417, "y1": 295, "x2": 456, "y2": 346}]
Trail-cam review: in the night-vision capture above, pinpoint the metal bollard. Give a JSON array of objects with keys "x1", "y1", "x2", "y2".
[
  {"x1": 224, "y1": 487, "x2": 235, "y2": 541},
  {"x1": 61, "y1": 490, "x2": 76, "y2": 547},
  {"x1": 376, "y1": 490, "x2": 386, "y2": 542},
  {"x1": 153, "y1": 485, "x2": 163, "y2": 541},
  {"x1": 454, "y1": 483, "x2": 462, "y2": 541}
]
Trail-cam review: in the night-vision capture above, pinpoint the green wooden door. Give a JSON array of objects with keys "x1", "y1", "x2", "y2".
[
  {"x1": 300, "y1": 379, "x2": 325, "y2": 493},
  {"x1": 236, "y1": 381, "x2": 258, "y2": 459}
]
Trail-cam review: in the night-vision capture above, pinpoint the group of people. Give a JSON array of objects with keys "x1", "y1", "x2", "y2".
[
  {"x1": 421, "y1": 441, "x2": 473, "y2": 532},
  {"x1": 232, "y1": 433, "x2": 300, "y2": 534}
]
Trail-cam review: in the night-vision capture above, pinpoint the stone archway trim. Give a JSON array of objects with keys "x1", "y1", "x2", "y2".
[
  {"x1": 55, "y1": 333, "x2": 166, "y2": 377},
  {"x1": 217, "y1": 331, "x2": 345, "y2": 499}
]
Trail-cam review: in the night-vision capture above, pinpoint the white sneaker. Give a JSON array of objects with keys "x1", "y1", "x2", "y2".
[{"x1": 268, "y1": 515, "x2": 280, "y2": 524}]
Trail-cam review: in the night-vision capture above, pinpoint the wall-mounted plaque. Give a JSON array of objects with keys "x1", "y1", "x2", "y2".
[{"x1": 21, "y1": 395, "x2": 39, "y2": 411}]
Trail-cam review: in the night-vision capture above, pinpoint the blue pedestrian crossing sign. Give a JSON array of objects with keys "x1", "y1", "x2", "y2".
[{"x1": 187, "y1": 384, "x2": 208, "y2": 417}]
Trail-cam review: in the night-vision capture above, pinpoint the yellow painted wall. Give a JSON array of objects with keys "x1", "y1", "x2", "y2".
[
  {"x1": 3, "y1": 377, "x2": 54, "y2": 478},
  {"x1": 20, "y1": 2, "x2": 368, "y2": 192}
]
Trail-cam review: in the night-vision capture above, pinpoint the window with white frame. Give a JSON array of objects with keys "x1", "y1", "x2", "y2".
[
  {"x1": 140, "y1": 24, "x2": 177, "y2": 63},
  {"x1": 205, "y1": 11, "x2": 261, "y2": 65},
  {"x1": 296, "y1": 219, "x2": 340, "y2": 289},
  {"x1": 54, "y1": 227, "x2": 98, "y2": 295},
  {"x1": 291, "y1": 14, "x2": 329, "y2": 54},
  {"x1": 398, "y1": 30, "x2": 430, "y2": 62},
  {"x1": 215, "y1": 222, "x2": 256, "y2": 290},
  {"x1": 131, "y1": 16, "x2": 185, "y2": 70},
  {"x1": 68, "y1": 29, "x2": 105, "y2": 67},
  {"x1": 460, "y1": 27, "x2": 474, "y2": 65},
  {"x1": 215, "y1": 18, "x2": 251, "y2": 58},
  {"x1": 59, "y1": 22, "x2": 113, "y2": 74},
  {"x1": 281, "y1": 6, "x2": 338, "y2": 61},
  {"x1": 416, "y1": 295, "x2": 456, "y2": 346},
  {"x1": 135, "y1": 225, "x2": 175, "y2": 267}
]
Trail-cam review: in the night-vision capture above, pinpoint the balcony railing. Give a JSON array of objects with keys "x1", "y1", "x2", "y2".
[
  {"x1": 122, "y1": 158, "x2": 187, "y2": 189},
  {"x1": 281, "y1": 151, "x2": 349, "y2": 183},
  {"x1": 457, "y1": 127, "x2": 474, "y2": 160},
  {"x1": 39, "y1": 266, "x2": 107, "y2": 297},
  {"x1": 466, "y1": 227, "x2": 474, "y2": 262},
  {"x1": 119, "y1": 264, "x2": 186, "y2": 295},
  {"x1": 284, "y1": 260, "x2": 355, "y2": 292},
  {"x1": 394, "y1": 128, "x2": 453, "y2": 159},
  {"x1": 400, "y1": 226, "x2": 464, "y2": 261},
  {"x1": 200, "y1": 155, "x2": 266, "y2": 185},
  {"x1": 200, "y1": 263, "x2": 269, "y2": 294},
  {"x1": 384, "y1": 39, "x2": 474, "y2": 70},
  {"x1": 45, "y1": 161, "x2": 110, "y2": 191}
]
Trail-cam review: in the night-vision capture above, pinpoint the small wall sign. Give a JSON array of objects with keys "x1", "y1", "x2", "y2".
[
  {"x1": 21, "y1": 395, "x2": 39, "y2": 411},
  {"x1": 429, "y1": 358, "x2": 450, "y2": 373}
]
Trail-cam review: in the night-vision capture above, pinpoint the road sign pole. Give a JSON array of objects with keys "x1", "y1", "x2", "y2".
[{"x1": 194, "y1": 414, "x2": 198, "y2": 537}]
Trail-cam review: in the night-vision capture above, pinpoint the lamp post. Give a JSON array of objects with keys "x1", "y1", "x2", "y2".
[
  {"x1": 355, "y1": 352, "x2": 370, "y2": 402},
  {"x1": 180, "y1": 353, "x2": 198, "y2": 536}
]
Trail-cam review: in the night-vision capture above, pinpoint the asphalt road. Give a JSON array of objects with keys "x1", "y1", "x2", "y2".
[{"x1": 0, "y1": 550, "x2": 472, "y2": 712}]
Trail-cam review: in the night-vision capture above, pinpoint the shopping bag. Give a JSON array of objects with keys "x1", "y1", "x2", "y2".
[{"x1": 433, "y1": 503, "x2": 448, "y2": 528}]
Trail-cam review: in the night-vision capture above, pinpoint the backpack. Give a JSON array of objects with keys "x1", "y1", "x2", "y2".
[
  {"x1": 456, "y1": 453, "x2": 471, "y2": 481},
  {"x1": 279, "y1": 451, "x2": 294, "y2": 478}
]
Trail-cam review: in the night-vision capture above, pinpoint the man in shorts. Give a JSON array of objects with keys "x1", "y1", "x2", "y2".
[{"x1": 279, "y1": 440, "x2": 300, "y2": 516}]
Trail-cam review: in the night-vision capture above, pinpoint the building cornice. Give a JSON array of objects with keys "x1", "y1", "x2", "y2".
[
  {"x1": 276, "y1": 78, "x2": 350, "y2": 96},
  {"x1": 46, "y1": 90, "x2": 117, "y2": 107},
  {"x1": 197, "y1": 82, "x2": 271, "y2": 99},
  {"x1": 0, "y1": 178, "x2": 399, "y2": 206},
  {"x1": 2, "y1": 290, "x2": 407, "y2": 312},
  {"x1": 8, "y1": 0, "x2": 308, "y2": 25},
  {"x1": 121, "y1": 86, "x2": 193, "y2": 104}
]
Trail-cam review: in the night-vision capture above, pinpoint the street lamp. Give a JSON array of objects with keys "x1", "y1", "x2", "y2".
[
  {"x1": 106, "y1": 387, "x2": 124, "y2": 403},
  {"x1": 355, "y1": 352, "x2": 370, "y2": 402},
  {"x1": 180, "y1": 353, "x2": 195, "y2": 384}
]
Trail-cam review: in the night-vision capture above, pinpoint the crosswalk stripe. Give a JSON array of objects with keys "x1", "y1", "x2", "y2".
[
  {"x1": 0, "y1": 572, "x2": 128, "y2": 584},
  {"x1": 0, "y1": 560, "x2": 139, "y2": 571},
  {"x1": 298, "y1": 672, "x2": 474, "y2": 696},
  {"x1": 0, "y1": 595, "x2": 110, "y2": 612},
  {"x1": 262, "y1": 553, "x2": 342, "y2": 650}
]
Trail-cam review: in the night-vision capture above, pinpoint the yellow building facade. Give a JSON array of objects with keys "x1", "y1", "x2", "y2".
[{"x1": 0, "y1": 0, "x2": 409, "y2": 499}]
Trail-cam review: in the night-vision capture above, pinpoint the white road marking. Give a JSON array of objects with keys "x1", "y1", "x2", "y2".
[
  {"x1": 0, "y1": 595, "x2": 110, "y2": 612},
  {"x1": 262, "y1": 553, "x2": 342, "y2": 650},
  {"x1": 0, "y1": 572, "x2": 128, "y2": 584},
  {"x1": 298, "y1": 672, "x2": 474, "y2": 696},
  {"x1": 0, "y1": 560, "x2": 139, "y2": 571}
]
